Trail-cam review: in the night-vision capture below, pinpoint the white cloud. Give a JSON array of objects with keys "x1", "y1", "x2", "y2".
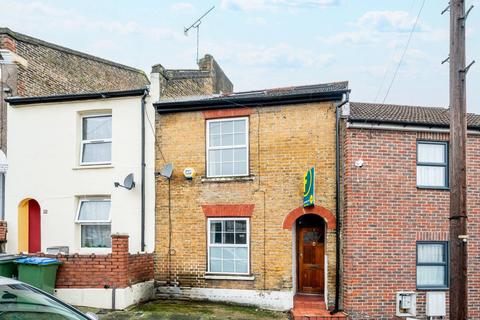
[
  {"x1": 170, "y1": 2, "x2": 194, "y2": 12},
  {"x1": 357, "y1": 11, "x2": 427, "y2": 33},
  {"x1": 221, "y1": 0, "x2": 340, "y2": 12},
  {"x1": 207, "y1": 41, "x2": 333, "y2": 69},
  {"x1": 246, "y1": 16, "x2": 268, "y2": 26}
]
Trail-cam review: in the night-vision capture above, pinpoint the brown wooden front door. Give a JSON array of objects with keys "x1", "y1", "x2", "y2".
[{"x1": 298, "y1": 226, "x2": 324, "y2": 294}]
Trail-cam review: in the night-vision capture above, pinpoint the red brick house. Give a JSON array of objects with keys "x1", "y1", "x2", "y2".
[{"x1": 341, "y1": 102, "x2": 480, "y2": 319}]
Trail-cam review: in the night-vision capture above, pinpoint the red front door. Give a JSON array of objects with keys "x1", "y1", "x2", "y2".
[
  {"x1": 28, "y1": 200, "x2": 41, "y2": 253},
  {"x1": 298, "y1": 226, "x2": 324, "y2": 294}
]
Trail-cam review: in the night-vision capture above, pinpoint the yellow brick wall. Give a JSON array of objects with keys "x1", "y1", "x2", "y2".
[{"x1": 155, "y1": 101, "x2": 337, "y2": 303}]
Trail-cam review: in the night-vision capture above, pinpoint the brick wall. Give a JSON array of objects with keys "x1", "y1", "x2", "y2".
[
  {"x1": 36, "y1": 234, "x2": 153, "y2": 289},
  {"x1": 341, "y1": 126, "x2": 480, "y2": 319},
  {"x1": 155, "y1": 102, "x2": 338, "y2": 304},
  {"x1": 0, "y1": 221, "x2": 7, "y2": 242},
  {"x1": 0, "y1": 29, "x2": 148, "y2": 97}
]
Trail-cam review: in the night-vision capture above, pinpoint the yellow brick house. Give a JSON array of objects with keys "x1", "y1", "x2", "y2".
[{"x1": 153, "y1": 82, "x2": 349, "y2": 313}]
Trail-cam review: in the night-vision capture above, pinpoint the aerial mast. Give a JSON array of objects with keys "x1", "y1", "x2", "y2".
[{"x1": 184, "y1": 6, "x2": 215, "y2": 63}]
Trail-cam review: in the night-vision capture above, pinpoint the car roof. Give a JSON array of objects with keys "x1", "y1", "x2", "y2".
[{"x1": 0, "y1": 276, "x2": 21, "y2": 285}]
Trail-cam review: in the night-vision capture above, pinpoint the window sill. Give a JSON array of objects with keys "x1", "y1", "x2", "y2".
[
  {"x1": 204, "y1": 274, "x2": 255, "y2": 281},
  {"x1": 73, "y1": 165, "x2": 114, "y2": 170},
  {"x1": 416, "y1": 287, "x2": 449, "y2": 291},
  {"x1": 201, "y1": 176, "x2": 255, "y2": 183},
  {"x1": 416, "y1": 186, "x2": 449, "y2": 191}
]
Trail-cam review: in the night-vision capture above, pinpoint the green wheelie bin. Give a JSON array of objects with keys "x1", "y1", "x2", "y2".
[
  {"x1": 0, "y1": 254, "x2": 18, "y2": 278},
  {"x1": 15, "y1": 257, "x2": 61, "y2": 294}
]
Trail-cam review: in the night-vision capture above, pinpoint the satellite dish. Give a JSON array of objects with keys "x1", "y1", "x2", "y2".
[
  {"x1": 160, "y1": 163, "x2": 173, "y2": 179},
  {"x1": 114, "y1": 173, "x2": 135, "y2": 190},
  {"x1": 123, "y1": 173, "x2": 135, "y2": 190}
]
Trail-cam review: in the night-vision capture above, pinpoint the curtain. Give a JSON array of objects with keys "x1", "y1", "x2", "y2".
[
  {"x1": 83, "y1": 116, "x2": 112, "y2": 140},
  {"x1": 78, "y1": 200, "x2": 111, "y2": 221},
  {"x1": 81, "y1": 224, "x2": 111, "y2": 248},
  {"x1": 82, "y1": 142, "x2": 111, "y2": 163},
  {"x1": 417, "y1": 244, "x2": 446, "y2": 286}
]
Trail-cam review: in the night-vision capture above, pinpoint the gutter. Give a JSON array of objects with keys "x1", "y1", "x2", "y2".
[
  {"x1": 331, "y1": 92, "x2": 350, "y2": 315},
  {"x1": 347, "y1": 121, "x2": 480, "y2": 134},
  {"x1": 154, "y1": 91, "x2": 348, "y2": 114},
  {"x1": 5, "y1": 88, "x2": 147, "y2": 106},
  {"x1": 140, "y1": 88, "x2": 149, "y2": 252}
]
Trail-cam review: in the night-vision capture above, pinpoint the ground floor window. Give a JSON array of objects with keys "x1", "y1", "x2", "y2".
[
  {"x1": 207, "y1": 218, "x2": 249, "y2": 274},
  {"x1": 76, "y1": 197, "x2": 111, "y2": 248},
  {"x1": 416, "y1": 241, "x2": 448, "y2": 289}
]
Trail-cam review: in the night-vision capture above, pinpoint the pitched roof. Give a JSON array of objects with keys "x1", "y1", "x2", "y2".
[
  {"x1": 0, "y1": 28, "x2": 149, "y2": 97},
  {"x1": 154, "y1": 81, "x2": 349, "y2": 113},
  {"x1": 348, "y1": 102, "x2": 480, "y2": 129}
]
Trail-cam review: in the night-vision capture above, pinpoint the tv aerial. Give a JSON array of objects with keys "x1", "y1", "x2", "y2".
[{"x1": 184, "y1": 6, "x2": 215, "y2": 63}]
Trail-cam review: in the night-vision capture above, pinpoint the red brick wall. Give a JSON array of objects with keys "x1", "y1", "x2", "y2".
[
  {"x1": 0, "y1": 221, "x2": 7, "y2": 242},
  {"x1": 35, "y1": 235, "x2": 153, "y2": 289},
  {"x1": 341, "y1": 127, "x2": 479, "y2": 319}
]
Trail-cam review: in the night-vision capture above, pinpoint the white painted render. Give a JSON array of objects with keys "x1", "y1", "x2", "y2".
[
  {"x1": 5, "y1": 95, "x2": 156, "y2": 254},
  {"x1": 55, "y1": 280, "x2": 155, "y2": 310},
  {"x1": 156, "y1": 286, "x2": 294, "y2": 311}
]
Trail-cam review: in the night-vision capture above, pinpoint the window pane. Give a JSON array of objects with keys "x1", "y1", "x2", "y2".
[
  {"x1": 209, "y1": 150, "x2": 222, "y2": 163},
  {"x1": 222, "y1": 162, "x2": 234, "y2": 176},
  {"x1": 234, "y1": 120, "x2": 246, "y2": 133},
  {"x1": 417, "y1": 266, "x2": 446, "y2": 287},
  {"x1": 78, "y1": 200, "x2": 111, "y2": 221},
  {"x1": 223, "y1": 259, "x2": 235, "y2": 273},
  {"x1": 417, "y1": 166, "x2": 446, "y2": 187},
  {"x1": 418, "y1": 143, "x2": 445, "y2": 163},
  {"x1": 222, "y1": 134, "x2": 234, "y2": 146},
  {"x1": 225, "y1": 221, "x2": 235, "y2": 232},
  {"x1": 209, "y1": 162, "x2": 221, "y2": 177},
  {"x1": 234, "y1": 162, "x2": 248, "y2": 175},
  {"x1": 418, "y1": 244, "x2": 445, "y2": 263},
  {"x1": 211, "y1": 221, "x2": 222, "y2": 232},
  {"x1": 81, "y1": 224, "x2": 111, "y2": 248},
  {"x1": 235, "y1": 233, "x2": 247, "y2": 244},
  {"x1": 83, "y1": 116, "x2": 112, "y2": 140},
  {"x1": 209, "y1": 122, "x2": 221, "y2": 135},
  {"x1": 210, "y1": 259, "x2": 222, "y2": 272},
  {"x1": 82, "y1": 142, "x2": 111, "y2": 163},
  {"x1": 234, "y1": 133, "x2": 246, "y2": 145},
  {"x1": 222, "y1": 149, "x2": 234, "y2": 162},
  {"x1": 221, "y1": 121, "x2": 234, "y2": 134},
  {"x1": 210, "y1": 135, "x2": 222, "y2": 147},
  {"x1": 210, "y1": 247, "x2": 222, "y2": 260},
  {"x1": 235, "y1": 260, "x2": 248, "y2": 273},
  {"x1": 234, "y1": 148, "x2": 247, "y2": 161},
  {"x1": 235, "y1": 220, "x2": 246, "y2": 232},
  {"x1": 224, "y1": 233, "x2": 234, "y2": 244},
  {"x1": 235, "y1": 248, "x2": 248, "y2": 260},
  {"x1": 223, "y1": 247, "x2": 234, "y2": 260}
]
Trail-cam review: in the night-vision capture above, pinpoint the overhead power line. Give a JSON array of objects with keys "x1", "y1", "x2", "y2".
[{"x1": 382, "y1": 0, "x2": 427, "y2": 103}]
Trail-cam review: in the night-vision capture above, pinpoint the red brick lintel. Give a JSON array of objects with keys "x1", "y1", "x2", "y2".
[
  {"x1": 202, "y1": 108, "x2": 253, "y2": 119},
  {"x1": 201, "y1": 204, "x2": 255, "y2": 217},
  {"x1": 283, "y1": 206, "x2": 336, "y2": 230}
]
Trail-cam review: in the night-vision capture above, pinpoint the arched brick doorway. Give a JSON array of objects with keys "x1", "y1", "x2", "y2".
[{"x1": 282, "y1": 205, "x2": 336, "y2": 231}]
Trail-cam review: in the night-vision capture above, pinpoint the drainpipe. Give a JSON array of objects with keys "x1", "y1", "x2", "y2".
[
  {"x1": 141, "y1": 88, "x2": 149, "y2": 252},
  {"x1": 331, "y1": 91, "x2": 349, "y2": 315}
]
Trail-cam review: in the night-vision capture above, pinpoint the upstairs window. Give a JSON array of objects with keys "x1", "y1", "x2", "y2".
[
  {"x1": 80, "y1": 115, "x2": 112, "y2": 165},
  {"x1": 416, "y1": 242, "x2": 448, "y2": 289},
  {"x1": 206, "y1": 117, "x2": 248, "y2": 177},
  {"x1": 76, "y1": 198, "x2": 111, "y2": 248},
  {"x1": 416, "y1": 141, "x2": 448, "y2": 188}
]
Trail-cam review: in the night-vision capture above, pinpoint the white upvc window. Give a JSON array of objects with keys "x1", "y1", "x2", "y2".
[
  {"x1": 76, "y1": 197, "x2": 111, "y2": 248},
  {"x1": 207, "y1": 218, "x2": 250, "y2": 275},
  {"x1": 206, "y1": 117, "x2": 249, "y2": 177},
  {"x1": 80, "y1": 115, "x2": 112, "y2": 165}
]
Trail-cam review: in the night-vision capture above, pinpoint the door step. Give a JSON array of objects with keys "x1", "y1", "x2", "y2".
[{"x1": 291, "y1": 295, "x2": 347, "y2": 320}]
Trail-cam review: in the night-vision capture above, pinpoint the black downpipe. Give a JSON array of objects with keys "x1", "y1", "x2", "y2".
[
  {"x1": 331, "y1": 92, "x2": 349, "y2": 315},
  {"x1": 141, "y1": 89, "x2": 149, "y2": 252}
]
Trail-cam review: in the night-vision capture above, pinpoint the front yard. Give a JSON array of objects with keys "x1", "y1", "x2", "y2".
[{"x1": 81, "y1": 300, "x2": 289, "y2": 320}]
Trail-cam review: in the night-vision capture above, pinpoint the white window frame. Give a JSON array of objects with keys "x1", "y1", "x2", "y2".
[
  {"x1": 206, "y1": 117, "x2": 249, "y2": 178},
  {"x1": 75, "y1": 198, "x2": 111, "y2": 224},
  {"x1": 76, "y1": 197, "x2": 112, "y2": 249},
  {"x1": 207, "y1": 217, "x2": 250, "y2": 275},
  {"x1": 80, "y1": 114, "x2": 112, "y2": 166}
]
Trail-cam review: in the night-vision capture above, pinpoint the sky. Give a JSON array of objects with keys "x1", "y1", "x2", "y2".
[{"x1": 1, "y1": 0, "x2": 479, "y2": 112}]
